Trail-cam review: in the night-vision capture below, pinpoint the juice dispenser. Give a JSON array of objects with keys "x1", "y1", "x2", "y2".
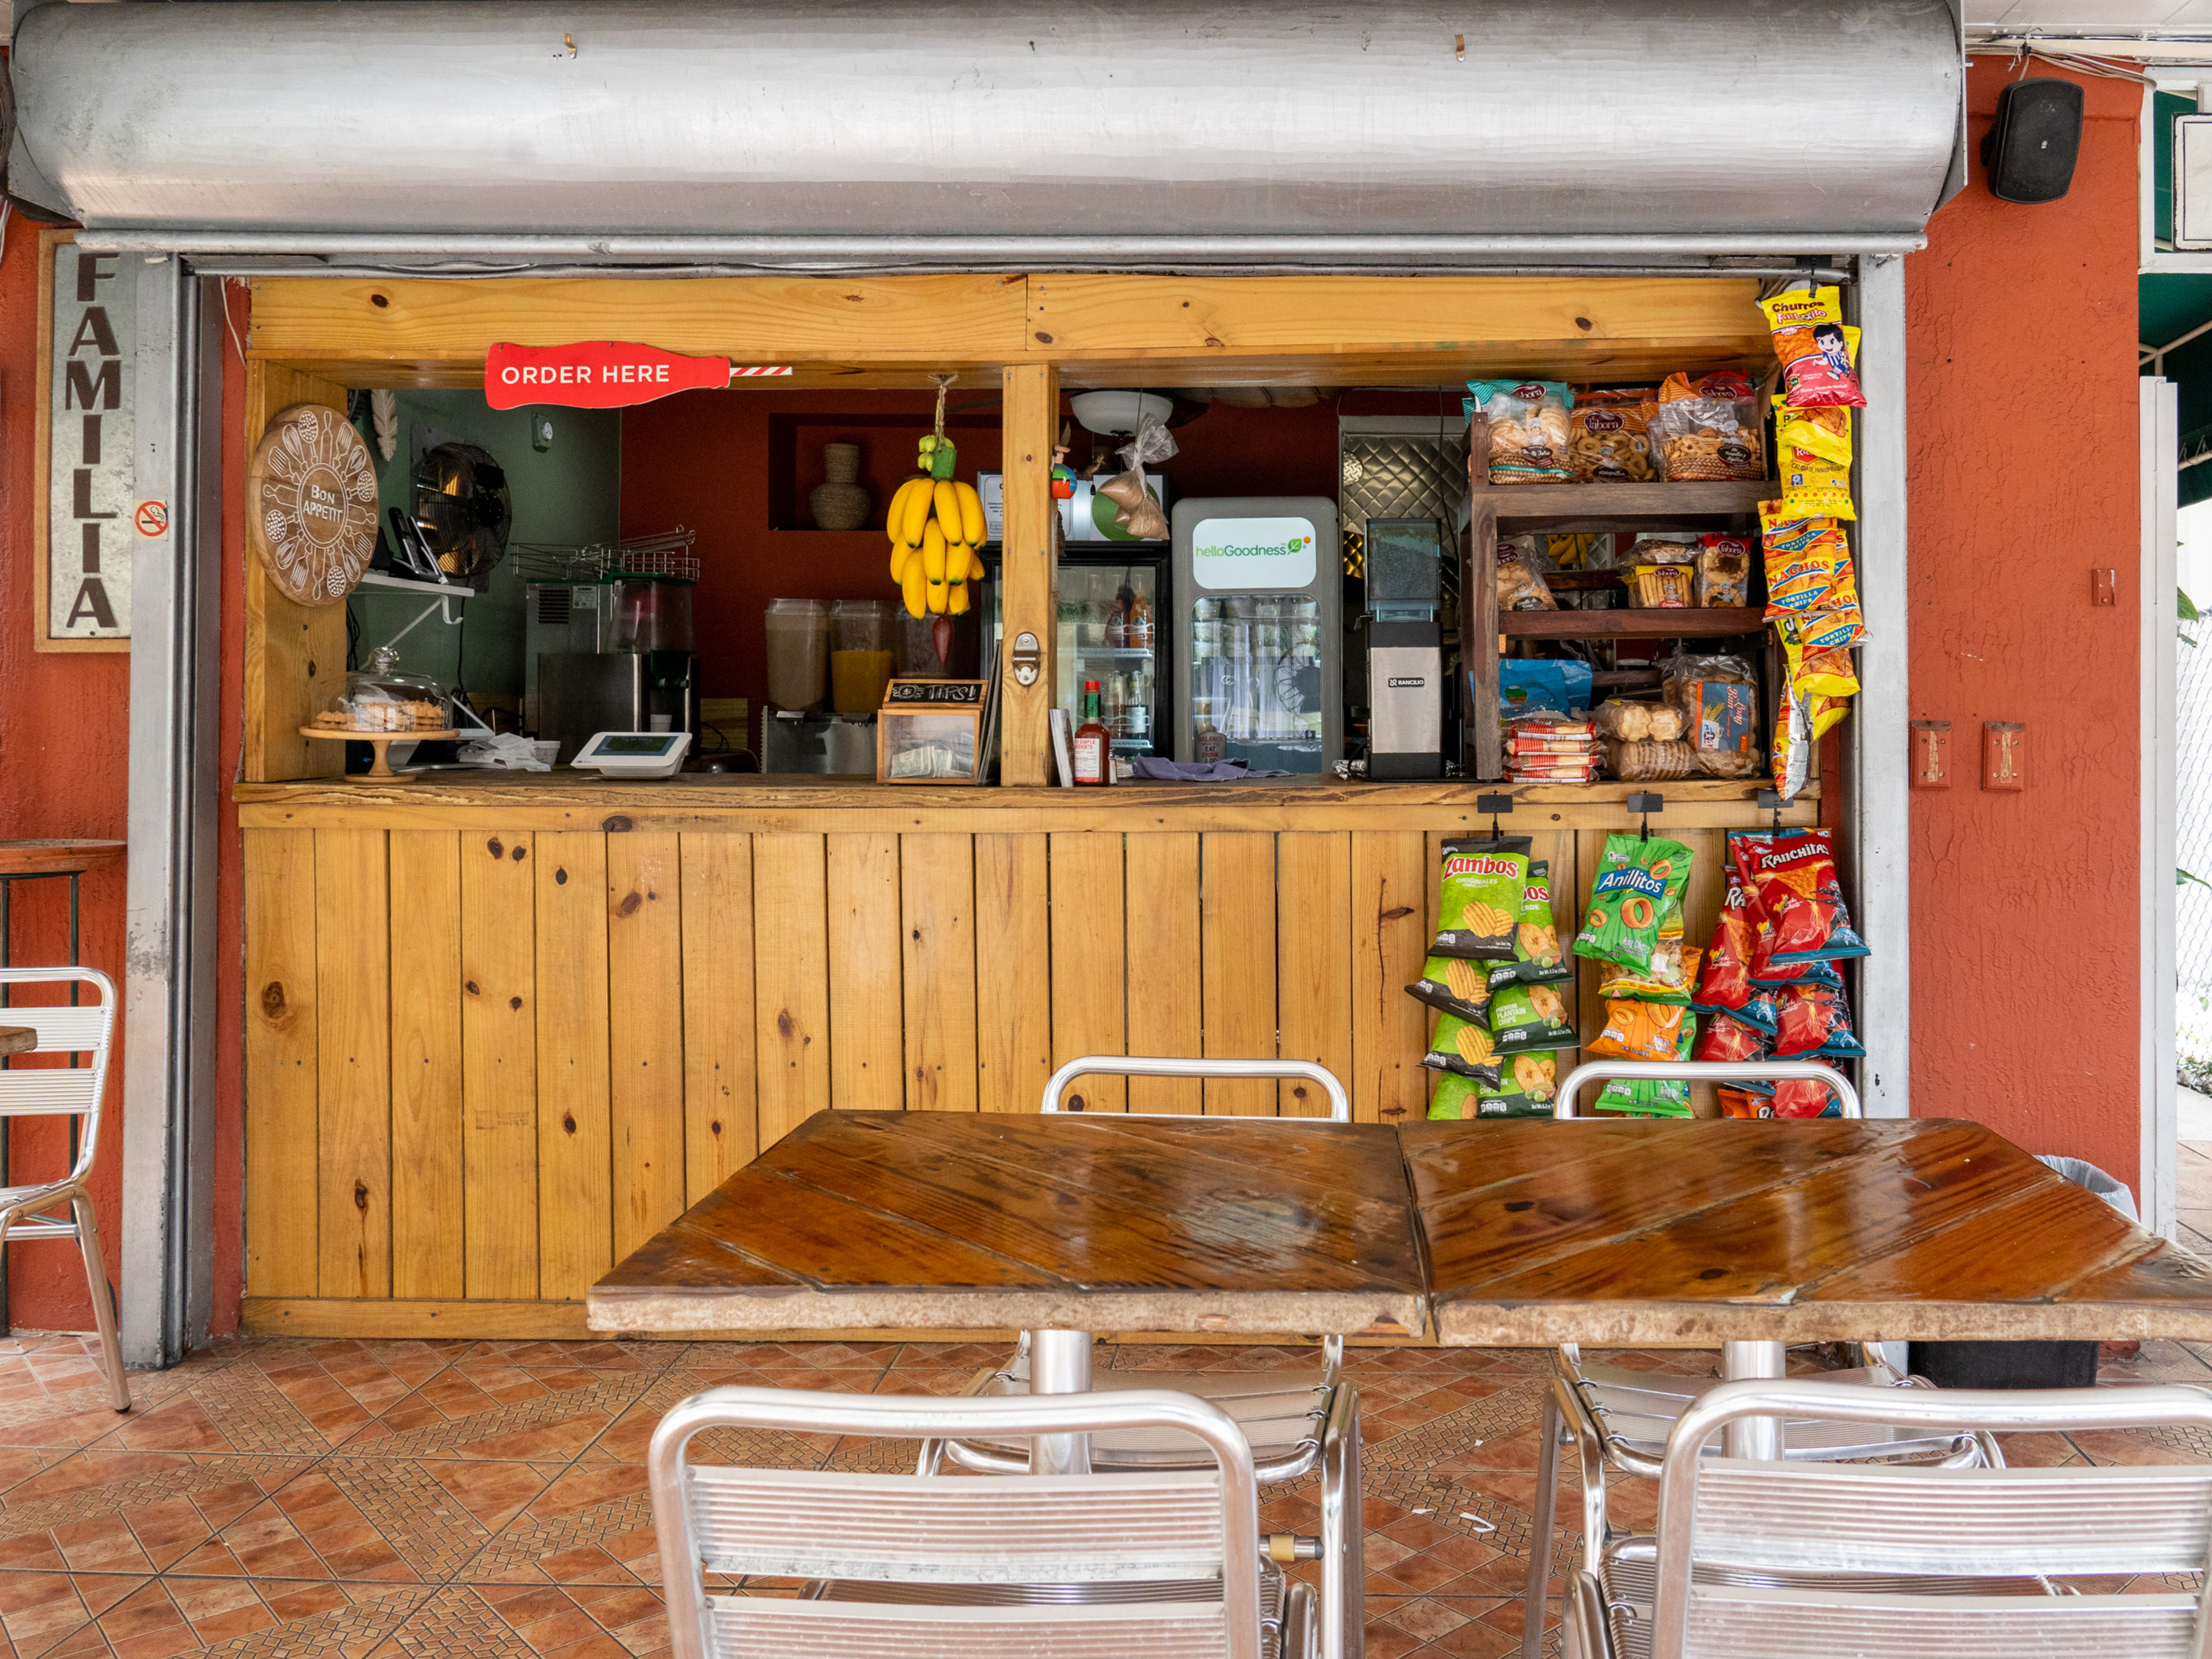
[{"x1": 1169, "y1": 497, "x2": 1342, "y2": 772}]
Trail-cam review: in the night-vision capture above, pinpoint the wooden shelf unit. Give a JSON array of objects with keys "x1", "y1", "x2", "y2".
[{"x1": 1500, "y1": 607, "x2": 1765, "y2": 640}]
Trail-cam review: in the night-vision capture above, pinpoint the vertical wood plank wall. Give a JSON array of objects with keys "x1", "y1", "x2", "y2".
[{"x1": 243, "y1": 823, "x2": 1740, "y2": 1315}]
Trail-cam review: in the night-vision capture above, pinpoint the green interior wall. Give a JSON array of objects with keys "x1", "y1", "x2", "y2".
[{"x1": 349, "y1": 393, "x2": 622, "y2": 703}]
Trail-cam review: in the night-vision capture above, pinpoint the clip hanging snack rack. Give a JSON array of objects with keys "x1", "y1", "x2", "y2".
[{"x1": 511, "y1": 526, "x2": 700, "y2": 584}]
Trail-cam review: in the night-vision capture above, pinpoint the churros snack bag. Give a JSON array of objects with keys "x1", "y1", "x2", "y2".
[
  {"x1": 1759, "y1": 286, "x2": 1868, "y2": 408},
  {"x1": 1422, "y1": 1012, "x2": 1507, "y2": 1088},
  {"x1": 1488, "y1": 859, "x2": 1574, "y2": 989},
  {"x1": 1407, "y1": 954, "x2": 1492, "y2": 1024},
  {"x1": 1432, "y1": 835, "x2": 1532, "y2": 960},
  {"x1": 1573, "y1": 834, "x2": 1694, "y2": 972}
]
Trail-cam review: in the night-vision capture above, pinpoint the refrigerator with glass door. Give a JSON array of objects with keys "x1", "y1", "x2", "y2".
[{"x1": 981, "y1": 544, "x2": 1172, "y2": 767}]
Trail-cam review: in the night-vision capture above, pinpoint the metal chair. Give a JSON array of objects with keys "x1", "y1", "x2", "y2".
[
  {"x1": 1563, "y1": 1378, "x2": 2212, "y2": 1659},
  {"x1": 0, "y1": 969, "x2": 128, "y2": 1412},
  {"x1": 937, "y1": 1056, "x2": 1363, "y2": 1659},
  {"x1": 1524, "y1": 1059, "x2": 1988, "y2": 1659},
  {"x1": 649, "y1": 1382, "x2": 1316, "y2": 1659}
]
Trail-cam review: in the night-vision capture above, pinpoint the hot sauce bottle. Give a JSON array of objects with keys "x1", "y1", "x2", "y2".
[{"x1": 1073, "y1": 680, "x2": 1112, "y2": 786}]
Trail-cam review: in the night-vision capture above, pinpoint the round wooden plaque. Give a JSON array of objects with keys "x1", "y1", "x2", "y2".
[{"x1": 247, "y1": 403, "x2": 381, "y2": 607}]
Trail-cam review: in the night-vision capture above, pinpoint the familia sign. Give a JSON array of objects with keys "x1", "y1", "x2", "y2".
[
  {"x1": 484, "y1": 342, "x2": 790, "y2": 410},
  {"x1": 39, "y1": 238, "x2": 142, "y2": 648}
]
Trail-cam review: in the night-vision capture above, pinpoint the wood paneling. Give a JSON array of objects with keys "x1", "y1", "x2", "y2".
[
  {"x1": 1276, "y1": 832, "x2": 1353, "y2": 1119},
  {"x1": 244, "y1": 828, "x2": 319, "y2": 1297},
  {"x1": 1124, "y1": 833, "x2": 1202, "y2": 1116},
  {"x1": 388, "y1": 831, "x2": 464, "y2": 1300},
  {"x1": 460, "y1": 828, "x2": 539, "y2": 1299},
  {"x1": 1048, "y1": 832, "x2": 1125, "y2": 1112},
  {"x1": 973, "y1": 834, "x2": 1051, "y2": 1115},
  {"x1": 1200, "y1": 833, "x2": 1278, "y2": 1117},
  {"x1": 1350, "y1": 831, "x2": 1432, "y2": 1128},
  {"x1": 753, "y1": 834, "x2": 831, "y2": 1147},
  {"x1": 998, "y1": 364, "x2": 1060, "y2": 785},
  {"x1": 314, "y1": 830, "x2": 391, "y2": 1300},
  {"x1": 680, "y1": 834, "x2": 757, "y2": 1199},
  {"x1": 607, "y1": 834, "x2": 687, "y2": 1256},
  {"x1": 533, "y1": 832, "x2": 612, "y2": 1302},
  {"x1": 900, "y1": 835, "x2": 978, "y2": 1113},
  {"x1": 826, "y1": 834, "x2": 904, "y2": 1110}
]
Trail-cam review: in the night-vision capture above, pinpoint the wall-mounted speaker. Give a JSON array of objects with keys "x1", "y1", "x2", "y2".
[{"x1": 1981, "y1": 78, "x2": 2084, "y2": 204}]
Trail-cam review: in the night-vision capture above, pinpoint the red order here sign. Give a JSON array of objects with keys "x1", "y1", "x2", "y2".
[{"x1": 484, "y1": 342, "x2": 790, "y2": 409}]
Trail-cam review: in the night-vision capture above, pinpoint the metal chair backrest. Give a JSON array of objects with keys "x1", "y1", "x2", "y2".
[
  {"x1": 0, "y1": 968, "x2": 115, "y2": 1185},
  {"x1": 1041, "y1": 1055, "x2": 1351, "y2": 1122},
  {"x1": 650, "y1": 1384, "x2": 1267, "y2": 1659},
  {"x1": 1647, "y1": 1378, "x2": 2212, "y2": 1659},
  {"x1": 1551, "y1": 1058, "x2": 1859, "y2": 1120}
]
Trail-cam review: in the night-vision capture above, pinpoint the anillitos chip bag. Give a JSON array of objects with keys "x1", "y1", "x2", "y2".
[
  {"x1": 1572, "y1": 834, "x2": 1693, "y2": 973},
  {"x1": 1758, "y1": 285, "x2": 1868, "y2": 408},
  {"x1": 1729, "y1": 829, "x2": 1869, "y2": 968},
  {"x1": 1433, "y1": 835, "x2": 1532, "y2": 961},
  {"x1": 1486, "y1": 859, "x2": 1573, "y2": 989}
]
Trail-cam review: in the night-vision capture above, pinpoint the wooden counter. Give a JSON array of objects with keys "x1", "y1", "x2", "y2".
[{"x1": 238, "y1": 771, "x2": 1815, "y2": 1340}]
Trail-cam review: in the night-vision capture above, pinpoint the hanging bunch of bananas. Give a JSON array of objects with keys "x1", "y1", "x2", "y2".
[{"x1": 887, "y1": 391, "x2": 987, "y2": 618}]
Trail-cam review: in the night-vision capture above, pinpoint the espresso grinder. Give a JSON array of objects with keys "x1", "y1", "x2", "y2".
[{"x1": 1362, "y1": 517, "x2": 1445, "y2": 779}]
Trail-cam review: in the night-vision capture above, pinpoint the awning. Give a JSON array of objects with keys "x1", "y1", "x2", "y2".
[{"x1": 7, "y1": 0, "x2": 1965, "y2": 268}]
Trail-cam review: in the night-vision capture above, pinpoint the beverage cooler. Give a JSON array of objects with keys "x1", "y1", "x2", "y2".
[
  {"x1": 982, "y1": 545, "x2": 1170, "y2": 763},
  {"x1": 1170, "y1": 497, "x2": 1342, "y2": 773}
]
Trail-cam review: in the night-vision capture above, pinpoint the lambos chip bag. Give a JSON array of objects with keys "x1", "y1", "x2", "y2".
[
  {"x1": 1433, "y1": 835, "x2": 1532, "y2": 960},
  {"x1": 1730, "y1": 830, "x2": 1869, "y2": 968},
  {"x1": 1406, "y1": 954, "x2": 1492, "y2": 1025},
  {"x1": 1573, "y1": 833, "x2": 1693, "y2": 973},
  {"x1": 1421, "y1": 1012, "x2": 1506, "y2": 1088}
]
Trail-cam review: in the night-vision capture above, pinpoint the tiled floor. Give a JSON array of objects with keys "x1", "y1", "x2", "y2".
[{"x1": 0, "y1": 1147, "x2": 2200, "y2": 1658}]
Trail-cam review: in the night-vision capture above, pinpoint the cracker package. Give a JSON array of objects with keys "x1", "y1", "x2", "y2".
[
  {"x1": 1567, "y1": 389, "x2": 1657, "y2": 483},
  {"x1": 1497, "y1": 536, "x2": 1558, "y2": 611},
  {"x1": 1695, "y1": 534, "x2": 1753, "y2": 608},
  {"x1": 1422, "y1": 1012, "x2": 1507, "y2": 1086},
  {"x1": 1467, "y1": 380, "x2": 1574, "y2": 484},
  {"x1": 1573, "y1": 834, "x2": 1694, "y2": 972},
  {"x1": 1487, "y1": 859, "x2": 1573, "y2": 989},
  {"x1": 1650, "y1": 371, "x2": 1766, "y2": 481},
  {"x1": 1429, "y1": 1054, "x2": 1559, "y2": 1119},
  {"x1": 1487, "y1": 982, "x2": 1576, "y2": 1055},
  {"x1": 1759, "y1": 286, "x2": 1868, "y2": 408},
  {"x1": 1406, "y1": 953, "x2": 1492, "y2": 1024},
  {"x1": 1432, "y1": 835, "x2": 1533, "y2": 960}
]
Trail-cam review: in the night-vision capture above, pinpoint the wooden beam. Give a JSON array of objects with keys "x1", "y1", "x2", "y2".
[{"x1": 998, "y1": 363, "x2": 1060, "y2": 786}]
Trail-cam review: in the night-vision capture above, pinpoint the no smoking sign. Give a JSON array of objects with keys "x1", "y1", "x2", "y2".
[{"x1": 134, "y1": 500, "x2": 169, "y2": 538}]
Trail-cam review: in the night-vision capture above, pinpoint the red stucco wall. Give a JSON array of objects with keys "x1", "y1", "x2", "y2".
[{"x1": 1908, "y1": 63, "x2": 2144, "y2": 1191}]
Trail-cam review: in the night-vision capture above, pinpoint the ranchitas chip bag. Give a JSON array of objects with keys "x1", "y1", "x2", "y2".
[
  {"x1": 1487, "y1": 859, "x2": 1573, "y2": 989},
  {"x1": 1573, "y1": 834, "x2": 1694, "y2": 972},
  {"x1": 1729, "y1": 829, "x2": 1869, "y2": 967},
  {"x1": 1422, "y1": 1012, "x2": 1506, "y2": 1087},
  {"x1": 1433, "y1": 835, "x2": 1532, "y2": 960}
]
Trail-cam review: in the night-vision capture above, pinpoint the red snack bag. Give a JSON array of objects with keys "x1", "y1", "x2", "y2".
[
  {"x1": 1719, "y1": 1087, "x2": 1774, "y2": 1119},
  {"x1": 1769, "y1": 1078, "x2": 1843, "y2": 1118},
  {"x1": 1730, "y1": 830, "x2": 1870, "y2": 969},
  {"x1": 1694, "y1": 1009, "x2": 1770, "y2": 1066},
  {"x1": 1772, "y1": 983, "x2": 1866, "y2": 1060},
  {"x1": 1694, "y1": 855, "x2": 1758, "y2": 1012}
]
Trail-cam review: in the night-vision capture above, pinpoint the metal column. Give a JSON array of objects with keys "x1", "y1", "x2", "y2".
[
  {"x1": 118, "y1": 259, "x2": 220, "y2": 1368},
  {"x1": 1846, "y1": 255, "x2": 1911, "y2": 1120}
]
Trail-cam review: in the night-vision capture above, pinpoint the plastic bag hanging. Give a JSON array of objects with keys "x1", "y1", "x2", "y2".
[{"x1": 1097, "y1": 407, "x2": 1177, "y2": 540}]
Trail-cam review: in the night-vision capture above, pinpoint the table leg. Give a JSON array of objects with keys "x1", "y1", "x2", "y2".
[
  {"x1": 1722, "y1": 1340, "x2": 1785, "y2": 1460},
  {"x1": 1028, "y1": 1328, "x2": 1093, "y2": 1476}
]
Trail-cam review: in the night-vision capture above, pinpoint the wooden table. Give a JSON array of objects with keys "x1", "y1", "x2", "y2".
[
  {"x1": 1402, "y1": 1115, "x2": 2212, "y2": 1455},
  {"x1": 0, "y1": 1030, "x2": 33, "y2": 1058}
]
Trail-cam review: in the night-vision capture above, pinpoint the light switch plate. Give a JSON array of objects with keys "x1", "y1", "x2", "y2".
[
  {"x1": 1911, "y1": 719, "x2": 1950, "y2": 789},
  {"x1": 1982, "y1": 721, "x2": 2025, "y2": 791}
]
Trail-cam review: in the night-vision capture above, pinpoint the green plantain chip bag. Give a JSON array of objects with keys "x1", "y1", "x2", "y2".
[
  {"x1": 1488, "y1": 982, "x2": 1577, "y2": 1056},
  {"x1": 1429, "y1": 1056, "x2": 1559, "y2": 1119},
  {"x1": 1572, "y1": 833, "x2": 1694, "y2": 973},
  {"x1": 1487, "y1": 859, "x2": 1575, "y2": 990}
]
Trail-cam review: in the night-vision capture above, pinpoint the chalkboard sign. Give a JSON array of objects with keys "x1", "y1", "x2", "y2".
[{"x1": 885, "y1": 679, "x2": 986, "y2": 707}]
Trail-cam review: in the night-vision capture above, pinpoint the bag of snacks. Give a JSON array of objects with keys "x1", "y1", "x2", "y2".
[
  {"x1": 1650, "y1": 371, "x2": 1764, "y2": 481},
  {"x1": 1432, "y1": 835, "x2": 1532, "y2": 960},
  {"x1": 1593, "y1": 700, "x2": 1687, "y2": 743},
  {"x1": 1588, "y1": 998, "x2": 1692, "y2": 1063},
  {"x1": 1663, "y1": 653, "x2": 1762, "y2": 779},
  {"x1": 1406, "y1": 953, "x2": 1492, "y2": 1024},
  {"x1": 1488, "y1": 982, "x2": 1576, "y2": 1055},
  {"x1": 1467, "y1": 380, "x2": 1573, "y2": 484},
  {"x1": 1626, "y1": 533, "x2": 1699, "y2": 566},
  {"x1": 1573, "y1": 833, "x2": 1693, "y2": 972},
  {"x1": 1607, "y1": 738, "x2": 1699, "y2": 782},
  {"x1": 1695, "y1": 534, "x2": 1753, "y2": 608},
  {"x1": 1774, "y1": 400, "x2": 1855, "y2": 521},
  {"x1": 1567, "y1": 389, "x2": 1657, "y2": 482},
  {"x1": 1774, "y1": 401, "x2": 1853, "y2": 469},
  {"x1": 1720, "y1": 1084, "x2": 1841, "y2": 1119},
  {"x1": 1628, "y1": 564, "x2": 1693, "y2": 608},
  {"x1": 1499, "y1": 659, "x2": 1593, "y2": 721},
  {"x1": 1729, "y1": 829, "x2": 1870, "y2": 967},
  {"x1": 1774, "y1": 983, "x2": 1866, "y2": 1060},
  {"x1": 1694, "y1": 856, "x2": 1758, "y2": 1013},
  {"x1": 1598, "y1": 939, "x2": 1700, "y2": 1003},
  {"x1": 1694, "y1": 1007, "x2": 1771, "y2": 1067},
  {"x1": 1430, "y1": 1054, "x2": 1559, "y2": 1118},
  {"x1": 1593, "y1": 1016, "x2": 1695, "y2": 1117},
  {"x1": 1422, "y1": 1011, "x2": 1507, "y2": 1086},
  {"x1": 1759, "y1": 286, "x2": 1868, "y2": 408},
  {"x1": 1779, "y1": 620, "x2": 1861, "y2": 700},
  {"x1": 1487, "y1": 859, "x2": 1573, "y2": 988},
  {"x1": 1773, "y1": 680, "x2": 1814, "y2": 803},
  {"x1": 1496, "y1": 535, "x2": 1558, "y2": 611}
]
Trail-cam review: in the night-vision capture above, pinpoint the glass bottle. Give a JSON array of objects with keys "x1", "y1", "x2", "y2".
[{"x1": 1073, "y1": 680, "x2": 1112, "y2": 786}]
